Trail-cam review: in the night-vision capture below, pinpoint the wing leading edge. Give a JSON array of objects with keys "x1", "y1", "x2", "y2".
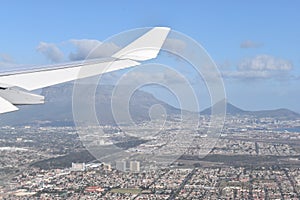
[{"x1": 0, "y1": 27, "x2": 170, "y2": 114}]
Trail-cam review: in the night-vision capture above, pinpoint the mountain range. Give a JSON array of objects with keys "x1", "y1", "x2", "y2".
[
  {"x1": 201, "y1": 99, "x2": 300, "y2": 119},
  {"x1": 0, "y1": 83, "x2": 181, "y2": 126},
  {"x1": 0, "y1": 83, "x2": 298, "y2": 126}
]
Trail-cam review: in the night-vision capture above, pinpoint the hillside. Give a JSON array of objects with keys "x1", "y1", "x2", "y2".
[
  {"x1": 0, "y1": 83, "x2": 181, "y2": 126},
  {"x1": 200, "y1": 99, "x2": 300, "y2": 119}
]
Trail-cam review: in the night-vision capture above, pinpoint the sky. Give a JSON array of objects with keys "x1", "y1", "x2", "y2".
[{"x1": 0, "y1": 1, "x2": 299, "y2": 112}]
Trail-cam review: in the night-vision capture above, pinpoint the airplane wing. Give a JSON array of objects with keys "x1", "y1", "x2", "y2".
[
  {"x1": 0, "y1": 96, "x2": 18, "y2": 113},
  {"x1": 0, "y1": 58, "x2": 141, "y2": 91},
  {"x1": 0, "y1": 27, "x2": 170, "y2": 114}
]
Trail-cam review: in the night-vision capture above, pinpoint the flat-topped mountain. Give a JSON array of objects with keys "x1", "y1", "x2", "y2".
[{"x1": 0, "y1": 83, "x2": 181, "y2": 126}]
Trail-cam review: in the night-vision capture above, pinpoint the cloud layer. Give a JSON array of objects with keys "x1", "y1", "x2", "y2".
[
  {"x1": 0, "y1": 53, "x2": 24, "y2": 69},
  {"x1": 223, "y1": 55, "x2": 293, "y2": 80},
  {"x1": 33, "y1": 39, "x2": 297, "y2": 83},
  {"x1": 69, "y1": 39, "x2": 120, "y2": 61},
  {"x1": 163, "y1": 38, "x2": 187, "y2": 54},
  {"x1": 36, "y1": 39, "x2": 120, "y2": 62},
  {"x1": 240, "y1": 40, "x2": 263, "y2": 48},
  {"x1": 36, "y1": 42, "x2": 64, "y2": 63},
  {"x1": 0, "y1": 53, "x2": 14, "y2": 63},
  {"x1": 238, "y1": 55, "x2": 292, "y2": 71}
]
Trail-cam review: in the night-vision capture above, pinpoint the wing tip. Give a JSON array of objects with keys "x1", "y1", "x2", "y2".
[
  {"x1": 112, "y1": 26, "x2": 171, "y2": 61},
  {"x1": 154, "y1": 26, "x2": 171, "y2": 31}
]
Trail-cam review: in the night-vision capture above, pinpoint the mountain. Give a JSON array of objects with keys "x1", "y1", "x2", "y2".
[
  {"x1": 248, "y1": 108, "x2": 300, "y2": 119},
  {"x1": 0, "y1": 86, "x2": 298, "y2": 126},
  {"x1": 200, "y1": 99, "x2": 300, "y2": 119},
  {"x1": 200, "y1": 99, "x2": 247, "y2": 115},
  {"x1": 0, "y1": 83, "x2": 181, "y2": 126}
]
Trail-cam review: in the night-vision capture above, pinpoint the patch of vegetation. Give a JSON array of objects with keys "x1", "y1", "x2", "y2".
[
  {"x1": 31, "y1": 150, "x2": 95, "y2": 169},
  {"x1": 110, "y1": 188, "x2": 142, "y2": 194}
]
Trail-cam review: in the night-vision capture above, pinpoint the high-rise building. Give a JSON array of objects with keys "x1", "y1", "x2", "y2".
[
  {"x1": 129, "y1": 161, "x2": 140, "y2": 172},
  {"x1": 115, "y1": 160, "x2": 126, "y2": 171}
]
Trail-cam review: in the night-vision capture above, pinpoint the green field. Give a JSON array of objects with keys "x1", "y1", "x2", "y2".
[{"x1": 110, "y1": 188, "x2": 142, "y2": 194}]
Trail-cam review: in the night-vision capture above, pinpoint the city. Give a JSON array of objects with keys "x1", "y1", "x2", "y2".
[
  {"x1": 0, "y1": 2, "x2": 299, "y2": 199},
  {"x1": 0, "y1": 114, "x2": 299, "y2": 199}
]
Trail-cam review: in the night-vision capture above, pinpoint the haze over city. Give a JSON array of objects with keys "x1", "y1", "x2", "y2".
[{"x1": 0, "y1": 1, "x2": 300, "y2": 199}]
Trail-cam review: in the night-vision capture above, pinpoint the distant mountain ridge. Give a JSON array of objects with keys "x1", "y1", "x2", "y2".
[
  {"x1": 0, "y1": 85, "x2": 298, "y2": 126},
  {"x1": 0, "y1": 83, "x2": 182, "y2": 126},
  {"x1": 200, "y1": 99, "x2": 300, "y2": 119}
]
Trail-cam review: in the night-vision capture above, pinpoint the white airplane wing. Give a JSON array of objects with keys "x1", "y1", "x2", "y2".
[
  {"x1": 0, "y1": 96, "x2": 18, "y2": 113},
  {"x1": 0, "y1": 58, "x2": 141, "y2": 91},
  {"x1": 0, "y1": 27, "x2": 170, "y2": 114}
]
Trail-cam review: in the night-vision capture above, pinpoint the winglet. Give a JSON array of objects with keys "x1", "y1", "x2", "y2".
[{"x1": 112, "y1": 27, "x2": 170, "y2": 61}]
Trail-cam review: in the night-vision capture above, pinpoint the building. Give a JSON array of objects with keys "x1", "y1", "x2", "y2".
[
  {"x1": 84, "y1": 186, "x2": 104, "y2": 193},
  {"x1": 71, "y1": 163, "x2": 85, "y2": 172},
  {"x1": 103, "y1": 163, "x2": 112, "y2": 171},
  {"x1": 130, "y1": 161, "x2": 140, "y2": 172},
  {"x1": 115, "y1": 160, "x2": 126, "y2": 171}
]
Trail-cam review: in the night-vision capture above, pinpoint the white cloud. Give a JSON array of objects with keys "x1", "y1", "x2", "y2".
[
  {"x1": 223, "y1": 70, "x2": 278, "y2": 79},
  {"x1": 163, "y1": 38, "x2": 187, "y2": 54},
  {"x1": 118, "y1": 67, "x2": 191, "y2": 86},
  {"x1": 0, "y1": 53, "x2": 14, "y2": 63},
  {"x1": 34, "y1": 37, "x2": 187, "y2": 64},
  {"x1": 0, "y1": 53, "x2": 25, "y2": 69},
  {"x1": 69, "y1": 39, "x2": 120, "y2": 61},
  {"x1": 223, "y1": 55, "x2": 293, "y2": 80},
  {"x1": 240, "y1": 40, "x2": 263, "y2": 48},
  {"x1": 238, "y1": 55, "x2": 292, "y2": 71},
  {"x1": 35, "y1": 39, "x2": 120, "y2": 63},
  {"x1": 36, "y1": 42, "x2": 64, "y2": 63},
  {"x1": 0, "y1": 61, "x2": 17, "y2": 69}
]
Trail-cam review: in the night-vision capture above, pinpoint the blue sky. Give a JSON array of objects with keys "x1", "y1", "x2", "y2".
[{"x1": 0, "y1": 1, "x2": 299, "y2": 112}]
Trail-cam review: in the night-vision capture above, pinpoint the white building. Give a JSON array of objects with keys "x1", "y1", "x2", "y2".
[
  {"x1": 129, "y1": 161, "x2": 140, "y2": 172},
  {"x1": 71, "y1": 162, "x2": 85, "y2": 172},
  {"x1": 115, "y1": 160, "x2": 126, "y2": 171}
]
